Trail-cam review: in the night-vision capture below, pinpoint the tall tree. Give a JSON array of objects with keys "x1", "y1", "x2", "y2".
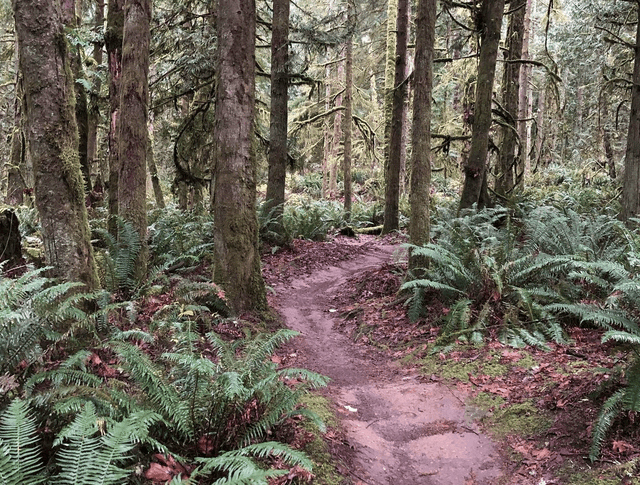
[
  {"x1": 383, "y1": 0, "x2": 398, "y2": 165},
  {"x1": 61, "y1": 0, "x2": 91, "y2": 193},
  {"x1": 517, "y1": 0, "x2": 533, "y2": 183},
  {"x1": 5, "y1": 53, "x2": 26, "y2": 206},
  {"x1": 495, "y1": 0, "x2": 525, "y2": 196},
  {"x1": 622, "y1": 6, "x2": 640, "y2": 222},
  {"x1": 118, "y1": 0, "x2": 151, "y2": 277},
  {"x1": 88, "y1": 0, "x2": 105, "y2": 189},
  {"x1": 13, "y1": 0, "x2": 99, "y2": 289},
  {"x1": 343, "y1": 0, "x2": 354, "y2": 219},
  {"x1": 459, "y1": 0, "x2": 505, "y2": 211},
  {"x1": 106, "y1": 0, "x2": 124, "y2": 235},
  {"x1": 382, "y1": 0, "x2": 409, "y2": 233},
  {"x1": 409, "y1": 0, "x2": 436, "y2": 269},
  {"x1": 212, "y1": 0, "x2": 267, "y2": 314},
  {"x1": 264, "y1": 0, "x2": 290, "y2": 240}
]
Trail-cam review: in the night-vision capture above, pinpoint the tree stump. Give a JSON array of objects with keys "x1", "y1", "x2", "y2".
[{"x1": 0, "y1": 208, "x2": 23, "y2": 271}]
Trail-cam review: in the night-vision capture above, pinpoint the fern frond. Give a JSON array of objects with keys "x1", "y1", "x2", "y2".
[
  {"x1": 111, "y1": 342, "x2": 191, "y2": 438},
  {"x1": 601, "y1": 331, "x2": 640, "y2": 345},
  {"x1": 0, "y1": 399, "x2": 44, "y2": 485},
  {"x1": 546, "y1": 303, "x2": 639, "y2": 333},
  {"x1": 55, "y1": 404, "x2": 159, "y2": 485},
  {"x1": 589, "y1": 390, "x2": 625, "y2": 461}
]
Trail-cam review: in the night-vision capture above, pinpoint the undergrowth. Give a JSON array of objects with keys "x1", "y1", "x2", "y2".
[{"x1": 402, "y1": 202, "x2": 640, "y2": 460}]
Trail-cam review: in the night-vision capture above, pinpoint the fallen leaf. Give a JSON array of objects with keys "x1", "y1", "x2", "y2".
[
  {"x1": 612, "y1": 440, "x2": 635, "y2": 453},
  {"x1": 144, "y1": 463, "x2": 174, "y2": 482}
]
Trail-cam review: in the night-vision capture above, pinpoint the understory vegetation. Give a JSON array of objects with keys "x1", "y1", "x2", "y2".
[
  {"x1": 0, "y1": 207, "x2": 330, "y2": 485},
  {"x1": 1, "y1": 166, "x2": 639, "y2": 483}
]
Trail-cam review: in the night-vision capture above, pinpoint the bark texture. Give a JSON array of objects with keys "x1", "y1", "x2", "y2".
[
  {"x1": 622, "y1": 14, "x2": 640, "y2": 221},
  {"x1": 61, "y1": 0, "x2": 91, "y2": 192},
  {"x1": 118, "y1": 0, "x2": 150, "y2": 276},
  {"x1": 408, "y1": 0, "x2": 436, "y2": 269},
  {"x1": 264, "y1": 0, "x2": 290, "y2": 240},
  {"x1": 459, "y1": 0, "x2": 505, "y2": 211},
  {"x1": 106, "y1": 0, "x2": 124, "y2": 234},
  {"x1": 212, "y1": 0, "x2": 266, "y2": 314},
  {"x1": 343, "y1": 2, "x2": 354, "y2": 219},
  {"x1": 496, "y1": 0, "x2": 525, "y2": 196},
  {"x1": 87, "y1": 0, "x2": 105, "y2": 191},
  {"x1": 148, "y1": 121, "x2": 165, "y2": 208},
  {"x1": 0, "y1": 209, "x2": 22, "y2": 270},
  {"x1": 517, "y1": 0, "x2": 532, "y2": 183},
  {"x1": 382, "y1": 0, "x2": 409, "y2": 233},
  {"x1": 383, "y1": 0, "x2": 398, "y2": 165},
  {"x1": 5, "y1": 60, "x2": 26, "y2": 206},
  {"x1": 13, "y1": 0, "x2": 98, "y2": 288}
]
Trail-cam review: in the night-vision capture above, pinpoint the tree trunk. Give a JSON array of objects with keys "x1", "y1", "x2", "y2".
[
  {"x1": 322, "y1": 64, "x2": 331, "y2": 198},
  {"x1": 343, "y1": 2, "x2": 354, "y2": 219},
  {"x1": 13, "y1": 0, "x2": 98, "y2": 289},
  {"x1": 106, "y1": 0, "x2": 124, "y2": 235},
  {"x1": 0, "y1": 209, "x2": 22, "y2": 271},
  {"x1": 264, "y1": 0, "x2": 290, "y2": 240},
  {"x1": 408, "y1": 0, "x2": 436, "y2": 270},
  {"x1": 459, "y1": 0, "x2": 505, "y2": 211},
  {"x1": 212, "y1": 0, "x2": 266, "y2": 314},
  {"x1": 87, "y1": 0, "x2": 105, "y2": 194},
  {"x1": 496, "y1": 0, "x2": 525, "y2": 196},
  {"x1": 517, "y1": 0, "x2": 532, "y2": 184},
  {"x1": 382, "y1": 0, "x2": 409, "y2": 233},
  {"x1": 622, "y1": 14, "x2": 640, "y2": 221},
  {"x1": 599, "y1": 84, "x2": 617, "y2": 179},
  {"x1": 147, "y1": 119, "x2": 165, "y2": 208},
  {"x1": 118, "y1": 0, "x2": 150, "y2": 278},
  {"x1": 329, "y1": 60, "x2": 343, "y2": 198},
  {"x1": 5, "y1": 54, "x2": 26, "y2": 206},
  {"x1": 383, "y1": 0, "x2": 398, "y2": 166},
  {"x1": 61, "y1": 0, "x2": 91, "y2": 193}
]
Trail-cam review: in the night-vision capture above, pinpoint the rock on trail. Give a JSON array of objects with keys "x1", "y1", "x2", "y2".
[{"x1": 276, "y1": 243, "x2": 505, "y2": 485}]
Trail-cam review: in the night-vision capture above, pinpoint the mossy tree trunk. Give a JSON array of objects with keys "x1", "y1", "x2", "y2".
[
  {"x1": 106, "y1": 0, "x2": 124, "y2": 235},
  {"x1": 5, "y1": 53, "x2": 26, "y2": 206},
  {"x1": 622, "y1": 16, "x2": 640, "y2": 222},
  {"x1": 329, "y1": 60, "x2": 343, "y2": 198},
  {"x1": 61, "y1": 0, "x2": 91, "y2": 193},
  {"x1": 517, "y1": 0, "x2": 532, "y2": 184},
  {"x1": 264, "y1": 0, "x2": 290, "y2": 241},
  {"x1": 382, "y1": 0, "x2": 409, "y2": 233},
  {"x1": 383, "y1": 0, "x2": 398, "y2": 166},
  {"x1": 148, "y1": 120, "x2": 165, "y2": 208},
  {"x1": 212, "y1": 0, "x2": 267, "y2": 314},
  {"x1": 342, "y1": 1, "x2": 354, "y2": 220},
  {"x1": 88, "y1": 0, "x2": 105, "y2": 192},
  {"x1": 495, "y1": 0, "x2": 525, "y2": 197},
  {"x1": 408, "y1": 0, "x2": 436, "y2": 270},
  {"x1": 13, "y1": 0, "x2": 99, "y2": 289},
  {"x1": 118, "y1": 0, "x2": 150, "y2": 278},
  {"x1": 458, "y1": 0, "x2": 505, "y2": 211}
]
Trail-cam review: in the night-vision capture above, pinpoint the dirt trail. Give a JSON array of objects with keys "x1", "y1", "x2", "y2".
[{"x1": 277, "y1": 243, "x2": 505, "y2": 485}]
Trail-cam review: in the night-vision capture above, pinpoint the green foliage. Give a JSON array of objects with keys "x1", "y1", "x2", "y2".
[
  {"x1": 0, "y1": 266, "x2": 91, "y2": 380},
  {"x1": 93, "y1": 217, "x2": 142, "y2": 294},
  {"x1": 405, "y1": 205, "x2": 640, "y2": 459},
  {"x1": 0, "y1": 399, "x2": 44, "y2": 484},
  {"x1": 148, "y1": 205, "x2": 215, "y2": 267},
  {"x1": 282, "y1": 197, "x2": 343, "y2": 241},
  {"x1": 192, "y1": 441, "x2": 313, "y2": 483},
  {"x1": 402, "y1": 241, "x2": 568, "y2": 350},
  {"x1": 0, "y1": 399, "x2": 156, "y2": 485},
  {"x1": 30, "y1": 325, "x2": 327, "y2": 469}
]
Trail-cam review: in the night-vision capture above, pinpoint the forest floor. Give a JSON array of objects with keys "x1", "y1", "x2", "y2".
[{"x1": 261, "y1": 235, "x2": 640, "y2": 485}]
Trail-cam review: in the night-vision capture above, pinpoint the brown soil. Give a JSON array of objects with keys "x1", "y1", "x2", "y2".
[{"x1": 267, "y1": 236, "x2": 505, "y2": 484}]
